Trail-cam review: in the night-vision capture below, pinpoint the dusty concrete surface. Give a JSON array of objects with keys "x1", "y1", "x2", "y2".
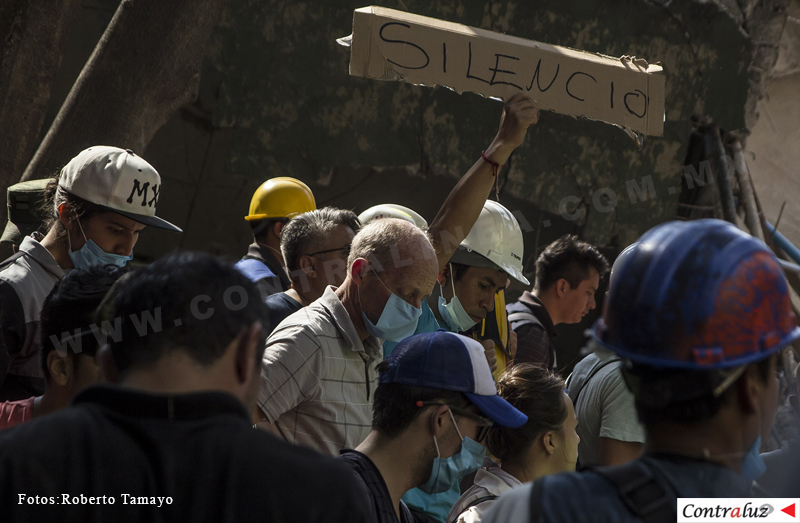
[
  {"x1": 748, "y1": 73, "x2": 800, "y2": 247},
  {"x1": 744, "y1": 0, "x2": 800, "y2": 249}
]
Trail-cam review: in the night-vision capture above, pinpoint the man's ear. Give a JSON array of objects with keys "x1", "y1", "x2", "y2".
[
  {"x1": 47, "y1": 350, "x2": 70, "y2": 386},
  {"x1": 273, "y1": 221, "x2": 285, "y2": 238},
  {"x1": 350, "y1": 258, "x2": 369, "y2": 285},
  {"x1": 429, "y1": 404, "x2": 452, "y2": 438},
  {"x1": 299, "y1": 255, "x2": 317, "y2": 277},
  {"x1": 235, "y1": 322, "x2": 263, "y2": 384},
  {"x1": 736, "y1": 364, "x2": 763, "y2": 415},
  {"x1": 556, "y1": 279, "x2": 569, "y2": 298},
  {"x1": 96, "y1": 345, "x2": 119, "y2": 383},
  {"x1": 437, "y1": 266, "x2": 450, "y2": 287}
]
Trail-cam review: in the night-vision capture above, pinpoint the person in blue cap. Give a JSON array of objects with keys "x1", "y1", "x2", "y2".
[
  {"x1": 339, "y1": 330, "x2": 527, "y2": 523},
  {"x1": 484, "y1": 219, "x2": 800, "y2": 522}
]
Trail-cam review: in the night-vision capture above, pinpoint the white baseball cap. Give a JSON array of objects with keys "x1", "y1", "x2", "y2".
[{"x1": 58, "y1": 146, "x2": 181, "y2": 232}]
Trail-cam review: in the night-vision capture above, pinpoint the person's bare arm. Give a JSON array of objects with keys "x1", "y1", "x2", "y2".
[
  {"x1": 596, "y1": 437, "x2": 644, "y2": 466},
  {"x1": 427, "y1": 94, "x2": 539, "y2": 273}
]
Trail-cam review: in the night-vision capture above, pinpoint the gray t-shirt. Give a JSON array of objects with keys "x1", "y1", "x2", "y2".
[{"x1": 566, "y1": 345, "x2": 645, "y2": 467}]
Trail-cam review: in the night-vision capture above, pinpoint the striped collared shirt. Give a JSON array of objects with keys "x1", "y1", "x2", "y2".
[{"x1": 258, "y1": 286, "x2": 383, "y2": 456}]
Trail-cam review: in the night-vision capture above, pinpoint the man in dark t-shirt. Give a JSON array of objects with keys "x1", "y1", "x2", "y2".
[{"x1": 0, "y1": 253, "x2": 370, "y2": 523}]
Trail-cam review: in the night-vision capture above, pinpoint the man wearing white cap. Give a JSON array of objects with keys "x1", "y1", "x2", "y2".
[
  {"x1": 0, "y1": 146, "x2": 180, "y2": 401},
  {"x1": 340, "y1": 330, "x2": 527, "y2": 523}
]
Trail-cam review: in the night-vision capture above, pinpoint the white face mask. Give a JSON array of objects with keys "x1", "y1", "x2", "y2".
[{"x1": 437, "y1": 263, "x2": 479, "y2": 333}]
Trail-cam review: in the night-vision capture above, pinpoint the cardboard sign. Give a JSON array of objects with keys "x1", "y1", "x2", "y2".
[{"x1": 347, "y1": 6, "x2": 665, "y2": 136}]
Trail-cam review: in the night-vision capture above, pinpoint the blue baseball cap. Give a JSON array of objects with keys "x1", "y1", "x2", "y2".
[{"x1": 380, "y1": 330, "x2": 528, "y2": 428}]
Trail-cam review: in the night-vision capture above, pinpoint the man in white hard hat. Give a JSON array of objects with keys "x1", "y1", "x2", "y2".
[{"x1": 382, "y1": 200, "x2": 526, "y2": 353}]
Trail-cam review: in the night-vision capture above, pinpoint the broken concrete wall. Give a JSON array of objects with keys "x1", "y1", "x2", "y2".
[
  {"x1": 746, "y1": 0, "x2": 800, "y2": 249},
  {"x1": 125, "y1": 0, "x2": 753, "y2": 262},
  {"x1": 28, "y1": 0, "x2": 760, "y2": 368}
]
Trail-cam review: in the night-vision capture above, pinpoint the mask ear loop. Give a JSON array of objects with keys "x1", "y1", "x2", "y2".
[
  {"x1": 439, "y1": 263, "x2": 458, "y2": 306},
  {"x1": 74, "y1": 214, "x2": 89, "y2": 243},
  {"x1": 430, "y1": 410, "x2": 442, "y2": 459},
  {"x1": 447, "y1": 408, "x2": 465, "y2": 440},
  {"x1": 66, "y1": 209, "x2": 88, "y2": 252},
  {"x1": 449, "y1": 263, "x2": 458, "y2": 302},
  {"x1": 356, "y1": 260, "x2": 374, "y2": 318}
]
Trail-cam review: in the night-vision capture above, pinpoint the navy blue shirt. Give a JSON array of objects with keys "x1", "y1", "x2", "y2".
[
  {"x1": 264, "y1": 291, "x2": 303, "y2": 335},
  {"x1": 484, "y1": 455, "x2": 758, "y2": 523},
  {"x1": 340, "y1": 449, "x2": 414, "y2": 523}
]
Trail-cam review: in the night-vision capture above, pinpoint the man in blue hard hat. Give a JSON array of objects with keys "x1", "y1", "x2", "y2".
[{"x1": 485, "y1": 219, "x2": 800, "y2": 522}]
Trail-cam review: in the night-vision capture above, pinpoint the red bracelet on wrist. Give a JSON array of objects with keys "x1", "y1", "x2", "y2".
[{"x1": 481, "y1": 151, "x2": 503, "y2": 169}]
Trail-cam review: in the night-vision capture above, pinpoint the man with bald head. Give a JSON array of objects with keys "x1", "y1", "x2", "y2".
[
  {"x1": 256, "y1": 218, "x2": 437, "y2": 454},
  {"x1": 256, "y1": 93, "x2": 539, "y2": 455}
]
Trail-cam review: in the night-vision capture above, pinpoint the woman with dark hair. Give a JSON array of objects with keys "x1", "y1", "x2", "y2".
[
  {"x1": 0, "y1": 146, "x2": 180, "y2": 401},
  {"x1": 448, "y1": 363, "x2": 578, "y2": 523}
]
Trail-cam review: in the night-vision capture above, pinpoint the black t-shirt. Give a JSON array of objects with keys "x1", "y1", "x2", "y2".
[
  {"x1": 340, "y1": 449, "x2": 414, "y2": 523},
  {"x1": 507, "y1": 291, "x2": 558, "y2": 368},
  {"x1": 0, "y1": 385, "x2": 372, "y2": 523},
  {"x1": 264, "y1": 291, "x2": 304, "y2": 334}
]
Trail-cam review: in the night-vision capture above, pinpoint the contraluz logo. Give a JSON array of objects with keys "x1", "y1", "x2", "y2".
[{"x1": 678, "y1": 499, "x2": 799, "y2": 522}]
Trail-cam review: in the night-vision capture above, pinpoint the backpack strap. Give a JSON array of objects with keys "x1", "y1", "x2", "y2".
[
  {"x1": 567, "y1": 357, "x2": 621, "y2": 409},
  {"x1": 507, "y1": 311, "x2": 543, "y2": 328},
  {"x1": 528, "y1": 478, "x2": 545, "y2": 523},
  {"x1": 451, "y1": 495, "x2": 498, "y2": 523},
  {"x1": 592, "y1": 460, "x2": 675, "y2": 523}
]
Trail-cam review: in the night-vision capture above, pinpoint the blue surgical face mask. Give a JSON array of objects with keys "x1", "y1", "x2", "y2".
[
  {"x1": 437, "y1": 263, "x2": 479, "y2": 333},
  {"x1": 359, "y1": 270, "x2": 421, "y2": 342},
  {"x1": 418, "y1": 410, "x2": 486, "y2": 494},
  {"x1": 68, "y1": 218, "x2": 133, "y2": 269},
  {"x1": 741, "y1": 435, "x2": 766, "y2": 481}
]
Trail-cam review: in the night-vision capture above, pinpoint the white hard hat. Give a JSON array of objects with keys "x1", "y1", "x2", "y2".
[
  {"x1": 358, "y1": 203, "x2": 428, "y2": 229},
  {"x1": 449, "y1": 200, "x2": 529, "y2": 285}
]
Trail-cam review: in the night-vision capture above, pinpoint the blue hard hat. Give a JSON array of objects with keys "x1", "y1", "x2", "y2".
[{"x1": 592, "y1": 219, "x2": 800, "y2": 369}]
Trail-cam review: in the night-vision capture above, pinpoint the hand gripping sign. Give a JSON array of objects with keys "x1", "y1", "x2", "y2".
[{"x1": 342, "y1": 6, "x2": 665, "y2": 136}]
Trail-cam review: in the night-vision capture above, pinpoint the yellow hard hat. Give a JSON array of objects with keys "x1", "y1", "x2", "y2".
[{"x1": 245, "y1": 177, "x2": 316, "y2": 221}]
